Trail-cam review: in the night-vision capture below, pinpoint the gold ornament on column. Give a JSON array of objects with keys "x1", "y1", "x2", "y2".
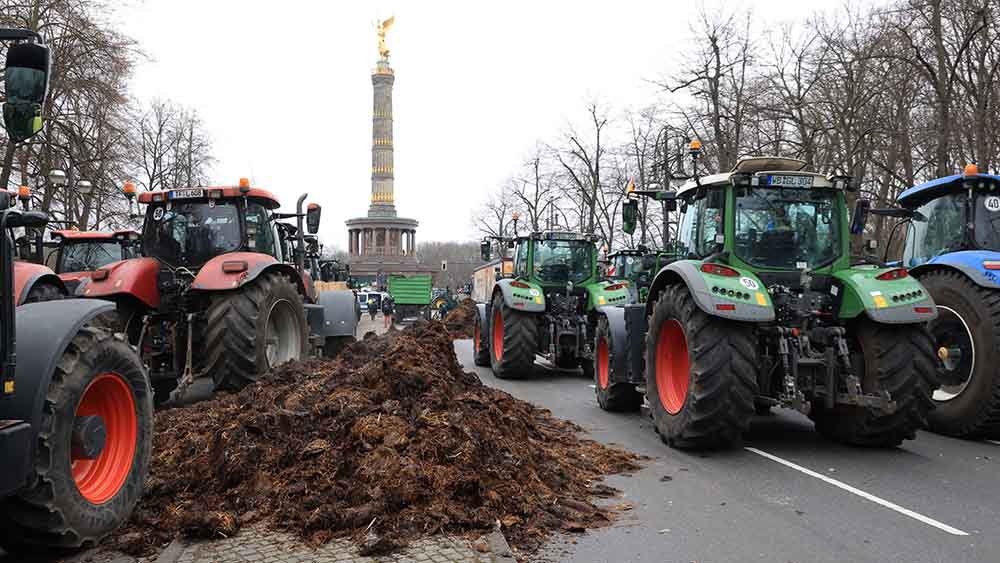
[{"x1": 377, "y1": 16, "x2": 395, "y2": 59}]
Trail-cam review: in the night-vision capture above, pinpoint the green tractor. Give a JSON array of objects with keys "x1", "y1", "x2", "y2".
[
  {"x1": 598, "y1": 155, "x2": 940, "y2": 448},
  {"x1": 473, "y1": 231, "x2": 631, "y2": 379},
  {"x1": 607, "y1": 245, "x2": 685, "y2": 304}
]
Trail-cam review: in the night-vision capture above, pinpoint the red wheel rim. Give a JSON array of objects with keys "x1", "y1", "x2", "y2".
[
  {"x1": 474, "y1": 323, "x2": 481, "y2": 354},
  {"x1": 72, "y1": 373, "x2": 137, "y2": 504},
  {"x1": 656, "y1": 320, "x2": 689, "y2": 415},
  {"x1": 597, "y1": 337, "x2": 610, "y2": 389},
  {"x1": 492, "y1": 308, "x2": 504, "y2": 362}
]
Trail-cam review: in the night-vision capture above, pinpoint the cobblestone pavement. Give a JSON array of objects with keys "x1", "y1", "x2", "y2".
[{"x1": 172, "y1": 525, "x2": 496, "y2": 563}]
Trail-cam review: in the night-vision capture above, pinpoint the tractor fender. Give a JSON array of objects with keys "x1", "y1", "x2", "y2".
[
  {"x1": 492, "y1": 278, "x2": 546, "y2": 313},
  {"x1": 82, "y1": 257, "x2": 161, "y2": 309},
  {"x1": 833, "y1": 267, "x2": 938, "y2": 324},
  {"x1": 646, "y1": 260, "x2": 775, "y2": 322},
  {"x1": 190, "y1": 252, "x2": 308, "y2": 295},
  {"x1": 14, "y1": 261, "x2": 67, "y2": 305},
  {"x1": 909, "y1": 250, "x2": 1000, "y2": 290},
  {"x1": 2, "y1": 299, "x2": 118, "y2": 491},
  {"x1": 596, "y1": 304, "x2": 647, "y2": 386},
  {"x1": 309, "y1": 290, "x2": 359, "y2": 338}
]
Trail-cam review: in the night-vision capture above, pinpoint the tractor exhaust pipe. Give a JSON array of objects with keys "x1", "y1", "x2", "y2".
[{"x1": 295, "y1": 194, "x2": 307, "y2": 275}]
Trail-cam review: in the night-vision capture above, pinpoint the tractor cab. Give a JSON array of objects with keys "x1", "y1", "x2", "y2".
[
  {"x1": 47, "y1": 229, "x2": 139, "y2": 292},
  {"x1": 138, "y1": 183, "x2": 285, "y2": 269},
  {"x1": 897, "y1": 166, "x2": 1000, "y2": 266},
  {"x1": 513, "y1": 231, "x2": 598, "y2": 289}
]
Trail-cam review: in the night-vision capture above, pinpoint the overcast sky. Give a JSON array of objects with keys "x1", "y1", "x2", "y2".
[{"x1": 121, "y1": 0, "x2": 835, "y2": 249}]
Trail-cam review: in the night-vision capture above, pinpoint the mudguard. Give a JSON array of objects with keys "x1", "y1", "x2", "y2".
[
  {"x1": 83, "y1": 257, "x2": 161, "y2": 309},
  {"x1": 834, "y1": 266, "x2": 938, "y2": 324},
  {"x1": 14, "y1": 261, "x2": 67, "y2": 305},
  {"x1": 493, "y1": 278, "x2": 546, "y2": 313},
  {"x1": 309, "y1": 290, "x2": 359, "y2": 337},
  {"x1": 190, "y1": 252, "x2": 307, "y2": 295},
  {"x1": 909, "y1": 250, "x2": 1000, "y2": 290},
  {"x1": 646, "y1": 260, "x2": 775, "y2": 322},
  {"x1": 2, "y1": 299, "x2": 117, "y2": 494},
  {"x1": 585, "y1": 280, "x2": 632, "y2": 310},
  {"x1": 597, "y1": 304, "x2": 647, "y2": 386}
]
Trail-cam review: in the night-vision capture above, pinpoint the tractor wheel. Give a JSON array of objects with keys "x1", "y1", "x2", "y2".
[
  {"x1": 489, "y1": 293, "x2": 538, "y2": 379},
  {"x1": 645, "y1": 284, "x2": 757, "y2": 449},
  {"x1": 473, "y1": 311, "x2": 490, "y2": 367},
  {"x1": 594, "y1": 316, "x2": 641, "y2": 411},
  {"x1": 205, "y1": 272, "x2": 309, "y2": 391},
  {"x1": 0, "y1": 326, "x2": 152, "y2": 551},
  {"x1": 323, "y1": 335, "x2": 356, "y2": 358},
  {"x1": 917, "y1": 270, "x2": 1000, "y2": 437},
  {"x1": 24, "y1": 282, "x2": 64, "y2": 303},
  {"x1": 810, "y1": 321, "x2": 937, "y2": 447}
]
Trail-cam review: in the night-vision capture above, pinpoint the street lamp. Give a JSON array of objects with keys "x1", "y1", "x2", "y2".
[
  {"x1": 48, "y1": 168, "x2": 66, "y2": 187},
  {"x1": 76, "y1": 179, "x2": 93, "y2": 196},
  {"x1": 511, "y1": 211, "x2": 521, "y2": 237}
]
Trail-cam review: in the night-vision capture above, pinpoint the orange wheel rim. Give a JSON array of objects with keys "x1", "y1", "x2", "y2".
[
  {"x1": 597, "y1": 337, "x2": 610, "y2": 389},
  {"x1": 492, "y1": 308, "x2": 504, "y2": 362},
  {"x1": 72, "y1": 373, "x2": 137, "y2": 504},
  {"x1": 656, "y1": 320, "x2": 689, "y2": 414}
]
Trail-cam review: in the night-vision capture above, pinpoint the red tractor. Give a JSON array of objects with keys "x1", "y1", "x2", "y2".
[
  {"x1": 84, "y1": 181, "x2": 357, "y2": 404},
  {"x1": 0, "y1": 31, "x2": 151, "y2": 552},
  {"x1": 46, "y1": 229, "x2": 140, "y2": 293}
]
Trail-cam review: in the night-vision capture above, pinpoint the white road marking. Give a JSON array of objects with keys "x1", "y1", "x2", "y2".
[
  {"x1": 745, "y1": 447, "x2": 969, "y2": 536},
  {"x1": 588, "y1": 384, "x2": 596, "y2": 389},
  {"x1": 985, "y1": 440, "x2": 1000, "y2": 446}
]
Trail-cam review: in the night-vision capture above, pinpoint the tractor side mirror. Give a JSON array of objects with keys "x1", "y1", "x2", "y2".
[
  {"x1": 3, "y1": 41, "x2": 50, "y2": 142},
  {"x1": 6, "y1": 210, "x2": 48, "y2": 229},
  {"x1": 622, "y1": 200, "x2": 638, "y2": 235},
  {"x1": 865, "y1": 239, "x2": 878, "y2": 253},
  {"x1": 850, "y1": 199, "x2": 870, "y2": 235},
  {"x1": 658, "y1": 190, "x2": 678, "y2": 211},
  {"x1": 480, "y1": 240, "x2": 492, "y2": 261},
  {"x1": 306, "y1": 203, "x2": 321, "y2": 234}
]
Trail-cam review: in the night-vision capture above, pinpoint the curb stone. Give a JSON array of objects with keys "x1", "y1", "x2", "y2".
[
  {"x1": 152, "y1": 538, "x2": 185, "y2": 563},
  {"x1": 485, "y1": 529, "x2": 517, "y2": 563}
]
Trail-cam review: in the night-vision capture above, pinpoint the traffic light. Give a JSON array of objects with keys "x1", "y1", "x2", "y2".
[{"x1": 3, "y1": 40, "x2": 50, "y2": 142}]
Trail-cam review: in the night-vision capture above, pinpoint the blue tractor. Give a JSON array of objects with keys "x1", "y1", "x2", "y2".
[{"x1": 893, "y1": 165, "x2": 1000, "y2": 437}]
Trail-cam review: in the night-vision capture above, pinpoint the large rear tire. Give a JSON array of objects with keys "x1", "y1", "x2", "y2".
[
  {"x1": 24, "y1": 282, "x2": 65, "y2": 304},
  {"x1": 473, "y1": 311, "x2": 490, "y2": 367},
  {"x1": 489, "y1": 293, "x2": 538, "y2": 379},
  {"x1": 810, "y1": 321, "x2": 937, "y2": 447},
  {"x1": 594, "y1": 316, "x2": 641, "y2": 411},
  {"x1": 917, "y1": 270, "x2": 1000, "y2": 437},
  {"x1": 0, "y1": 326, "x2": 152, "y2": 551},
  {"x1": 204, "y1": 272, "x2": 309, "y2": 391},
  {"x1": 645, "y1": 284, "x2": 757, "y2": 449}
]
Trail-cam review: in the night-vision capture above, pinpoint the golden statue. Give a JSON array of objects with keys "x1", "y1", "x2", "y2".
[{"x1": 377, "y1": 16, "x2": 395, "y2": 59}]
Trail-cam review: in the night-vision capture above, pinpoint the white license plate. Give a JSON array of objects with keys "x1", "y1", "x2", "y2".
[
  {"x1": 767, "y1": 175, "x2": 813, "y2": 188},
  {"x1": 169, "y1": 188, "x2": 205, "y2": 199}
]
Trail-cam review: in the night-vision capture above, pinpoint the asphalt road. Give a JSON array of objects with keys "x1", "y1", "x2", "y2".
[{"x1": 453, "y1": 339, "x2": 1000, "y2": 563}]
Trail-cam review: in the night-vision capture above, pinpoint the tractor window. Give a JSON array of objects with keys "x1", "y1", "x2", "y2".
[
  {"x1": 903, "y1": 194, "x2": 966, "y2": 267},
  {"x1": 974, "y1": 193, "x2": 1000, "y2": 251},
  {"x1": 143, "y1": 200, "x2": 241, "y2": 267},
  {"x1": 734, "y1": 187, "x2": 840, "y2": 269},
  {"x1": 514, "y1": 241, "x2": 528, "y2": 276},
  {"x1": 676, "y1": 187, "x2": 725, "y2": 259},
  {"x1": 59, "y1": 241, "x2": 122, "y2": 273},
  {"x1": 246, "y1": 203, "x2": 278, "y2": 258},
  {"x1": 532, "y1": 239, "x2": 592, "y2": 284}
]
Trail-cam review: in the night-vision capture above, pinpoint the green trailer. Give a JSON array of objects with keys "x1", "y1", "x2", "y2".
[{"x1": 388, "y1": 273, "x2": 433, "y2": 321}]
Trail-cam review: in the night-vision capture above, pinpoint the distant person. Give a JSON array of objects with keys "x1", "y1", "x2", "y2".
[
  {"x1": 382, "y1": 295, "x2": 395, "y2": 328},
  {"x1": 367, "y1": 297, "x2": 378, "y2": 321}
]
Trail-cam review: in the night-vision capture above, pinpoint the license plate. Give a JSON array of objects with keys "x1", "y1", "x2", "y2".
[
  {"x1": 169, "y1": 188, "x2": 205, "y2": 199},
  {"x1": 767, "y1": 175, "x2": 813, "y2": 188}
]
